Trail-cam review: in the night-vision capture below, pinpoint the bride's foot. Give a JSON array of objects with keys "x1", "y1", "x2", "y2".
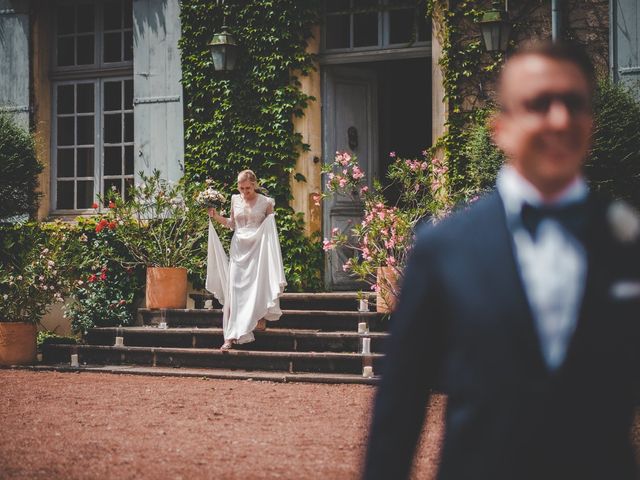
[
  {"x1": 255, "y1": 318, "x2": 267, "y2": 331},
  {"x1": 220, "y1": 339, "x2": 236, "y2": 351}
]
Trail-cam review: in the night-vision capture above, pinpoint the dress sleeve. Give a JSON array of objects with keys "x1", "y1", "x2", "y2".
[
  {"x1": 226, "y1": 195, "x2": 236, "y2": 230},
  {"x1": 265, "y1": 196, "x2": 275, "y2": 215}
]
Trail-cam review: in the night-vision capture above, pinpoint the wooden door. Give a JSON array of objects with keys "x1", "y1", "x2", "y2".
[{"x1": 322, "y1": 65, "x2": 378, "y2": 290}]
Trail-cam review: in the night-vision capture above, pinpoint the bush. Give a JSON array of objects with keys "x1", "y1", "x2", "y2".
[
  {"x1": 0, "y1": 113, "x2": 42, "y2": 220},
  {"x1": 58, "y1": 217, "x2": 144, "y2": 335},
  {"x1": 586, "y1": 79, "x2": 640, "y2": 208},
  {"x1": 460, "y1": 108, "x2": 505, "y2": 198}
]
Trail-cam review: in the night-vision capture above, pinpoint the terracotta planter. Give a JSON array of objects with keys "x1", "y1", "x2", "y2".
[
  {"x1": 0, "y1": 322, "x2": 37, "y2": 366},
  {"x1": 376, "y1": 266, "x2": 398, "y2": 313},
  {"x1": 145, "y1": 267, "x2": 188, "y2": 309}
]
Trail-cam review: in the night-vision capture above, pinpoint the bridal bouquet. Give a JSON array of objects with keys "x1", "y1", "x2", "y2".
[{"x1": 196, "y1": 180, "x2": 226, "y2": 210}]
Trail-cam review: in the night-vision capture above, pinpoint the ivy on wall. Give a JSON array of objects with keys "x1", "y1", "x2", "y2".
[
  {"x1": 179, "y1": 0, "x2": 324, "y2": 291},
  {"x1": 425, "y1": 0, "x2": 611, "y2": 200},
  {"x1": 179, "y1": 0, "x2": 321, "y2": 203}
]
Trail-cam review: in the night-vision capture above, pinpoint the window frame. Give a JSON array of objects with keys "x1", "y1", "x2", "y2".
[
  {"x1": 321, "y1": 0, "x2": 430, "y2": 54},
  {"x1": 51, "y1": 0, "x2": 134, "y2": 214}
]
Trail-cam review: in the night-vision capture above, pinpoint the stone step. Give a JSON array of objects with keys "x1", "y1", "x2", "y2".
[
  {"x1": 86, "y1": 327, "x2": 388, "y2": 353},
  {"x1": 189, "y1": 291, "x2": 378, "y2": 312},
  {"x1": 16, "y1": 364, "x2": 380, "y2": 385},
  {"x1": 139, "y1": 309, "x2": 388, "y2": 331},
  {"x1": 42, "y1": 344, "x2": 384, "y2": 375}
]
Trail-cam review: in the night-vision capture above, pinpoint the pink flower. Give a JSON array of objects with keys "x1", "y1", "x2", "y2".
[
  {"x1": 389, "y1": 152, "x2": 396, "y2": 158},
  {"x1": 387, "y1": 256, "x2": 396, "y2": 266},
  {"x1": 322, "y1": 239, "x2": 334, "y2": 251},
  {"x1": 312, "y1": 193, "x2": 322, "y2": 206},
  {"x1": 360, "y1": 186, "x2": 369, "y2": 195},
  {"x1": 339, "y1": 178, "x2": 347, "y2": 188}
]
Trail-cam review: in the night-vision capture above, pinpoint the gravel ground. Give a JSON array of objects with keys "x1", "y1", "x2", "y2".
[
  {"x1": 2, "y1": 370, "x2": 638, "y2": 480},
  {"x1": 0, "y1": 370, "x2": 444, "y2": 480}
]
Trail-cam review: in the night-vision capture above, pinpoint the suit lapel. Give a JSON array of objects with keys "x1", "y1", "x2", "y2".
[
  {"x1": 558, "y1": 195, "x2": 609, "y2": 373},
  {"x1": 479, "y1": 192, "x2": 549, "y2": 377}
]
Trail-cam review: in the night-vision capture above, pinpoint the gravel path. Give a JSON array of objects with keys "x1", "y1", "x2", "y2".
[{"x1": 0, "y1": 370, "x2": 444, "y2": 480}]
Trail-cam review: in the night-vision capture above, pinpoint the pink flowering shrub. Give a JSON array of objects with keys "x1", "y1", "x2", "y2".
[{"x1": 321, "y1": 150, "x2": 453, "y2": 302}]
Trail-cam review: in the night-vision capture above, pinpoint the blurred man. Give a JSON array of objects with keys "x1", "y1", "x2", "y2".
[{"x1": 364, "y1": 41, "x2": 640, "y2": 480}]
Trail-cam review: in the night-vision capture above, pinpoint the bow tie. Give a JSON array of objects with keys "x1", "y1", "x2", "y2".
[{"x1": 520, "y1": 201, "x2": 588, "y2": 242}]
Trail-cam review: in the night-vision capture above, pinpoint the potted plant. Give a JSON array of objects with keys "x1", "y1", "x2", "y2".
[
  {"x1": 100, "y1": 170, "x2": 208, "y2": 309},
  {"x1": 321, "y1": 151, "x2": 452, "y2": 312},
  {"x1": 0, "y1": 222, "x2": 67, "y2": 365}
]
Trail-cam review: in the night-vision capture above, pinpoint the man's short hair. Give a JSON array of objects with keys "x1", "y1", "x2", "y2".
[{"x1": 504, "y1": 40, "x2": 596, "y2": 92}]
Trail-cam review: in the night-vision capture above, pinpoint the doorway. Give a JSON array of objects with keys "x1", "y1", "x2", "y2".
[{"x1": 322, "y1": 57, "x2": 430, "y2": 289}]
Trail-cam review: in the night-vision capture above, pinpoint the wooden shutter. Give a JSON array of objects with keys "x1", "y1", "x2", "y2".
[
  {"x1": 612, "y1": 0, "x2": 640, "y2": 94},
  {"x1": 0, "y1": 0, "x2": 30, "y2": 129},
  {"x1": 132, "y1": 0, "x2": 184, "y2": 183}
]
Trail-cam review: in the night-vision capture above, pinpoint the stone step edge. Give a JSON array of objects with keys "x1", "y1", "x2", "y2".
[
  {"x1": 3, "y1": 365, "x2": 380, "y2": 385},
  {"x1": 190, "y1": 291, "x2": 376, "y2": 299},
  {"x1": 139, "y1": 309, "x2": 383, "y2": 317},
  {"x1": 46, "y1": 344, "x2": 384, "y2": 359},
  {"x1": 89, "y1": 327, "x2": 388, "y2": 339}
]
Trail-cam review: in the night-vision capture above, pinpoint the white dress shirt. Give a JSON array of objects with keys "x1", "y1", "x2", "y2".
[{"x1": 496, "y1": 166, "x2": 588, "y2": 370}]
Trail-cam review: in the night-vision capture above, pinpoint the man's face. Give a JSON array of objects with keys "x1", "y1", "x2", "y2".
[{"x1": 492, "y1": 54, "x2": 593, "y2": 197}]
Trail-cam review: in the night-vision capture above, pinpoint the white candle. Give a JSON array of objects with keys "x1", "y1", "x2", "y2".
[
  {"x1": 362, "y1": 366, "x2": 374, "y2": 378},
  {"x1": 358, "y1": 299, "x2": 369, "y2": 312},
  {"x1": 357, "y1": 322, "x2": 368, "y2": 334},
  {"x1": 158, "y1": 322, "x2": 168, "y2": 329},
  {"x1": 361, "y1": 337, "x2": 371, "y2": 355},
  {"x1": 70, "y1": 354, "x2": 79, "y2": 367},
  {"x1": 114, "y1": 336, "x2": 124, "y2": 347}
]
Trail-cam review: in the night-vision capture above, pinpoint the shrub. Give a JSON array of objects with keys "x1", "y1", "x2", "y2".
[
  {"x1": 0, "y1": 222, "x2": 67, "y2": 323},
  {"x1": 460, "y1": 108, "x2": 505, "y2": 198},
  {"x1": 58, "y1": 217, "x2": 144, "y2": 335},
  {"x1": 586, "y1": 79, "x2": 640, "y2": 208},
  {"x1": 0, "y1": 113, "x2": 42, "y2": 220}
]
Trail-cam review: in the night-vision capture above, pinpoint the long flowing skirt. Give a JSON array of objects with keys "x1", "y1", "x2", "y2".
[{"x1": 205, "y1": 214, "x2": 286, "y2": 344}]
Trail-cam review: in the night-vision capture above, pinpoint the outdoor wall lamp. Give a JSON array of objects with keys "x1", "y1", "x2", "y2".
[
  {"x1": 208, "y1": 0, "x2": 239, "y2": 72},
  {"x1": 479, "y1": 1, "x2": 511, "y2": 52}
]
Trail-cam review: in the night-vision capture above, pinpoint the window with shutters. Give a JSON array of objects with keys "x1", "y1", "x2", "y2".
[
  {"x1": 322, "y1": 0, "x2": 429, "y2": 53},
  {"x1": 51, "y1": 0, "x2": 133, "y2": 212}
]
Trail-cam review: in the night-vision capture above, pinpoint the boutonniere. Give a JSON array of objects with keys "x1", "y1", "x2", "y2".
[{"x1": 607, "y1": 200, "x2": 640, "y2": 243}]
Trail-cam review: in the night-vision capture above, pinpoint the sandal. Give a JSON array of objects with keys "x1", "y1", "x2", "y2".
[{"x1": 220, "y1": 340, "x2": 236, "y2": 351}]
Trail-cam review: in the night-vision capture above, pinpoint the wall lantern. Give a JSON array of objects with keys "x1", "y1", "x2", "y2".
[
  {"x1": 479, "y1": 1, "x2": 510, "y2": 52},
  {"x1": 208, "y1": 26, "x2": 239, "y2": 72}
]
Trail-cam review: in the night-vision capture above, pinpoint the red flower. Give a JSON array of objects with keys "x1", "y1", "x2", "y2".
[
  {"x1": 100, "y1": 272, "x2": 107, "y2": 281},
  {"x1": 118, "y1": 299, "x2": 126, "y2": 306},
  {"x1": 88, "y1": 274, "x2": 97, "y2": 283},
  {"x1": 91, "y1": 202, "x2": 99, "y2": 209},
  {"x1": 95, "y1": 218, "x2": 108, "y2": 233},
  {"x1": 108, "y1": 201, "x2": 116, "y2": 209},
  {"x1": 108, "y1": 221, "x2": 116, "y2": 230}
]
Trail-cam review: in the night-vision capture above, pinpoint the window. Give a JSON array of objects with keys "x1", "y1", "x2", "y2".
[
  {"x1": 323, "y1": 0, "x2": 429, "y2": 52},
  {"x1": 52, "y1": 0, "x2": 133, "y2": 213}
]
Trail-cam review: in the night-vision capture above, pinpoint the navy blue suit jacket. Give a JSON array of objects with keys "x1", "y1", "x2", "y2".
[{"x1": 364, "y1": 191, "x2": 640, "y2": 480}]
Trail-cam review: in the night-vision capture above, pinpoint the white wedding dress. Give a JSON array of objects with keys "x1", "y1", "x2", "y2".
[{"x1": 205, "y1": 193, "x2": 287, "y2": 344}]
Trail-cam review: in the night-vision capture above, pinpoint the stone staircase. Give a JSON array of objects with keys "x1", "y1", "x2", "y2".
[{"x1": 42, "y1": 292, "x2": 389, "y2": 385}]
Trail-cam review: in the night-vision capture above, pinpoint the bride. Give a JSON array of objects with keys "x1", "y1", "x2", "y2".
[{"x1": 205, "y1": 170, "x2": 287, "y2": 350}]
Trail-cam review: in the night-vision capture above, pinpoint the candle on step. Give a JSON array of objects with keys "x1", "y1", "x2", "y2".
[
  {"x1": 70, "y1": 354, "x2": 79, "y2": 367},
  {"x1": 361, "y1": 337, "x2": 371, "y2": 355},
  {"x1": 358, "y1": 322, "x2": 368, "y2": 334},
  {"x1": 362, "y1": 366, "x2": 374, "y2": 378},
  {"x1": 158, "y1": 322, "x2": 168, "y2": 329},
  {"x1": 114, "y1": 336, "x2": 124, "y2": 347},
  {"x1": 358, "y1": 299, "x2": 369, "y2": 312}
]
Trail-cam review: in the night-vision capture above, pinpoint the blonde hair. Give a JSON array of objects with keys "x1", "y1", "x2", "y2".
[
  {"x1": 237, "y1": 169, "x2": 267, "y2": 194},
  {"x1": 237, "y1": 169, "x2": 258, "y2": 185}
]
